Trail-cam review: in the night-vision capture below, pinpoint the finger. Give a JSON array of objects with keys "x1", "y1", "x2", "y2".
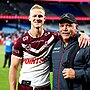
[
  {"x1": 62, "y1": 69, "x2": 68, "y2": 73},
  {"x1": 62, "y1": 73, "x2": 67, "y2": 78},
  {"x1": 88, "y1": 39, "x2": 90, "y2": 46},
  {"x1": 79, "y1": 38, "x2": 86, "y2": 48},
  {"x1": 62, "y1": 73, "x2": 67, "y2": 77},
  {"x1": 62, "y1": 70, "x2": 66, "y2": 74},
  {"x1": 63, "y1": 75, "x2": 68, "y2": 79},
  {"x1": 80, "y1": 37, "x2": 90, "y2": 48},
  {"x1": 83, "y1": 40, "x2": 87, "y2": 48},
  {"x1": 63, "y1": 68, "x2": 70, "y2": 71},
  {"x1": 78, "y1": 38, "x2": 82, "y2": 47}
]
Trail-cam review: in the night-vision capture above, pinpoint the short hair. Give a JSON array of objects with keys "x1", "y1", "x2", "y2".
[{"x1": 30, "y1": 4, "x2": 45, "y2": 15}]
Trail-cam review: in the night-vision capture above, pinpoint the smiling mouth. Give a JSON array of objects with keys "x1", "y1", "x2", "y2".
[
  {"x1": 35, "y1": 20, "x2": 42, "y2": 23},
  {"x1": 62, "y1": 32, "x2": 70, "y2": 34}
]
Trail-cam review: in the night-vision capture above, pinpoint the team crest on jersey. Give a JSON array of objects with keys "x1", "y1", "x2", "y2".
[{"x1": 23, "y1": 36, "x2": 28, "y2": 41}]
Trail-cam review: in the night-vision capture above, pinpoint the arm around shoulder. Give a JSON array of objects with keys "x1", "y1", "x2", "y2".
[{"x1": 78, "y1": 32, "x2": 90, "y2": 48}]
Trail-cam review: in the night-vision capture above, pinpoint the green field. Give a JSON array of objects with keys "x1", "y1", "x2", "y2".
[
  {"x1": 0, "y1": 45, "x2": 10, "y2": 90},
  {"x1": 0, "y1": 45, "x2": 53, "y2": 90}
]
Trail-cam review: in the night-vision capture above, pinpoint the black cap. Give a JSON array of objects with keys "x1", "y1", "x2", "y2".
[{"x1": 59, "y1": 13, "x2": 77, "y2": 24}]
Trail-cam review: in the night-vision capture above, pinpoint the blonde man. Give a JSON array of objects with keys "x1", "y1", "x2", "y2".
[
  {"x1": 9, "y1": 4, "x2": 90, "y2": 90},
  {"x1": 9, "y1": 4, "x2": 52, "y2": 90}
]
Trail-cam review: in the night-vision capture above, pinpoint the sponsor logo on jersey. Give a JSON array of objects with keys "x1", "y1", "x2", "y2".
[{"x1": 23, "y1": 56, "x2": 45, "y2": 64}]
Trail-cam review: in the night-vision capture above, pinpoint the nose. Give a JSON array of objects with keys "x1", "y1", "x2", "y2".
[
  {"x1": 36, "y1": 16, "x2": 40, "y2": 19},
  {"x1": 63, "y1": 25, "x2": 68, "y2": 29}
]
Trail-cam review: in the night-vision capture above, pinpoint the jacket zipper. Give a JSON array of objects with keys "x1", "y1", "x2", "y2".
[{"x1": 58, "y1": 47, "x2": 67, "y2": 90}]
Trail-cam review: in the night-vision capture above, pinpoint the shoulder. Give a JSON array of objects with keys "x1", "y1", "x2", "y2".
[
  {"x1": 16, "y1": 32, "x2": 29, "y2": 43},
  {"x1": 85, "y1": 46, "x2": 90, "y2": 51},
  {"x1": 79, "y1": 46, "x2": 90, "y2": 56},
  {"x1": 44, "y1": 30, "x2": 59, "y2": 40}
]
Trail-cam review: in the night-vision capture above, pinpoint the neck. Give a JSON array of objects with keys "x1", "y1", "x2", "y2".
[
  {"x1": 64, "y1": 42, "x2": 68, "y2": 46},
  {"x1": 63, "y1": 39, "x2": 69, "y2": 46},
  {"x1": 29, "y1": 27, "x2": 43, "y2": 38}
]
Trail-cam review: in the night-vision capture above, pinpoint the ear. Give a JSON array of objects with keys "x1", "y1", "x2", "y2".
[
  {"x1": 75, "y1": 24, "x2": 78, "y2": 33},
  {"x1": 44, "y1": 16, "x2": 46, "y2": 22},
  {"x1": 29, "y1": 16, "x2": 31, "y2": 21},
  {"x1": 75, "y1": 24, "x2": 78, "y2": 29}
]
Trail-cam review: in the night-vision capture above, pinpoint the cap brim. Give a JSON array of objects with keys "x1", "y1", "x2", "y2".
[{"x1": 59, "y1": 18, "x2": 74, "y2": 24}]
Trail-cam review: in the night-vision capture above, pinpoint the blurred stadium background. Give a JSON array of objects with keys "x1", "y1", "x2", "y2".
[
  {"x1": 0, "y1": 0, "x2": 90, "y2": 90},
  {"x1": 0, "y1": 0, "x2": 90, "y2": 45}
]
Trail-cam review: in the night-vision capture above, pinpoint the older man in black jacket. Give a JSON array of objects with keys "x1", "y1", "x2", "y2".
[{"x1": 52, "y1": 13, "x2": 90, "y2": 90}]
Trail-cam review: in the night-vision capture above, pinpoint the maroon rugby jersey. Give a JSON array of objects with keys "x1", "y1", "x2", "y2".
[
  {"x1": 13, "y1": 30, "x2": 59, "y2": 60},
  {"x1": 12, "y1": 30, "x2": 59, "y2": 87}
]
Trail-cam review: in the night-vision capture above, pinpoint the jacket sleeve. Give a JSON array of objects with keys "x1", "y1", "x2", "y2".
[{"x1": 75, "y1": 46, "x2": 90, "y2": 83}]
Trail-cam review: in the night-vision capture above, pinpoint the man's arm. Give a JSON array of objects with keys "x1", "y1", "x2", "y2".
[
  {"x1": 9, "y1": 56, "x2": 21, "y2": 90},
  {"x1": 78, "y1": 33, "x2": 90, "y2": 48},
  {"x1": 63, "y1": 46, "x2": 90, "y2": 81},
  {"x1": 70, "y1": 29, "x2": 90, "y2": 48}
]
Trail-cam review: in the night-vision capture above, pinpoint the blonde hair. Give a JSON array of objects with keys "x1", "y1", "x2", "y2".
[{"x1": 30, "y1": 4, "x2": 45, "y2": 15}]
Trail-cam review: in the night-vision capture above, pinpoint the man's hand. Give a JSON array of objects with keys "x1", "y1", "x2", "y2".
[
  {"x1": 78, "y1": 33, "x2": 90, "y2": 48},
  {"x1": 62, "y1": 68, "x2": 75, "y2": 79}
]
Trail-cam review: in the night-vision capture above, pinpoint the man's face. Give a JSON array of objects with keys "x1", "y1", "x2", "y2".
[
  {"x1": 59, "y1": 22, "x2": 77, "y2": 40},
  {"x1": 29, "y1": 9, "x2": 45, "y2": 29}
]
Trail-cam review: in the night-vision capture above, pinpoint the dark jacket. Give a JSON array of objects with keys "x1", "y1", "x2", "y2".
[{"x1": 52, "y1": 38, "x2": 90, "y2": 90}]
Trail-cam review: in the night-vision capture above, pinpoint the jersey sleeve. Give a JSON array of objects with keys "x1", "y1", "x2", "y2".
[
  {"x1": 12, "y1": 37, "x2": 23, "y2": 58},
  {"x1": 53, "y1": 31, "x2": 60, "y2": 41}
]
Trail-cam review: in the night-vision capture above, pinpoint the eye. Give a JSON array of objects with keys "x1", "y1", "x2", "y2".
[
  {"x1": 60, "y1": 24, "x2": 64, "y2": 27},
  {"x1": 33, "y1": 15, "x2": 37, "y2": 17},
  {"x1": 67, "y1": 24, "x2": 72, "y2": 27},
  {"x1": 38, "y1": 15, "x2": 43, "y2": 18}
]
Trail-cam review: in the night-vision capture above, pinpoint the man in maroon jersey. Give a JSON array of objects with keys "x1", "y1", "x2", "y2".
[{"x1": 9, "y1": 4, "x2": 90, "y2": 90}]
